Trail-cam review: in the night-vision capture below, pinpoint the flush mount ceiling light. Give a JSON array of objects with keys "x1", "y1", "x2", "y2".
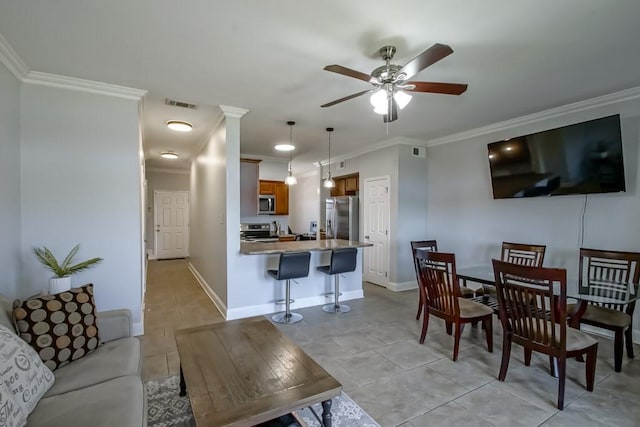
[
  {"x1": 166, "y1": 120, "x2": 193, "y2": 132},
  {"x1": 284, "y1": 121, "x2": 297, "y2": 186},
  {"x1": 274, "y1": 144, "x2": 295, "y2": 151},
  {"x1": 160, "y1": 151, "x2": 179, "y2": 159},
  {"x1": 323, "y1": 127, "x2": 335, "y2": 188}
]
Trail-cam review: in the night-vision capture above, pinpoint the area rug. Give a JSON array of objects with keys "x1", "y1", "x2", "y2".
[{"x1": 145, "y1": 375, "x2": 379, "y2": 427}]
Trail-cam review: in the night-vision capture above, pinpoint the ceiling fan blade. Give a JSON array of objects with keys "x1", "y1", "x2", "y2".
[
  {"x1": 397, "y1": 43, "x2": 454, "y2": 81},
  {"x1": 383, "y1": 98, "x2": 398, "y2": 123},
  {"x1": 405, "y1": 81, "x2": 468, "y2": 95},
  {"x1": 321, "y1": 90, "x2": 371, "y2": 108},
  {"x1": 323, "y1": 65, "x2": 374, "y2": 83}
]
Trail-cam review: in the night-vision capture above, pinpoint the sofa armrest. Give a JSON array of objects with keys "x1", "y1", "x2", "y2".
[{"x1": 97, "y1": 309, "x2": 133, "y2": 342}]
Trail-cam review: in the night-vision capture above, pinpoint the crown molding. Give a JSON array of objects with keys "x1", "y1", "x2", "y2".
[
  {"x1": 146, "y1": 167, "x2": 190, "y2": 175},
  {"x1": 426, "y1": 86, "x2": 640, "y2": 147},
  {"x1": 316, "y1": 136, "x2": 428, "y2": 167},
  {"x1": 219, "y1": 105, "x2": 249, "y2": 119},
  {"x1": 23, "y1": 71, "x2": 147, "y2": 100},
  {"x1": 0, "y1": 32, "x2": 29, "y2": 80}
]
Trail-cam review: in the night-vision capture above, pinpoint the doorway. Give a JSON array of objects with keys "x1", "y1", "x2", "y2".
[
  {"x1": 154, "y1": 190, "x2": 190, "y2": 259},
  {"x1": 363, "y1": 176, "x2": 390, "y2": 287}
]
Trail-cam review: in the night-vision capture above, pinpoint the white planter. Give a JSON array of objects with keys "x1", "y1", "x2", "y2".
[{"x1": 49, "y1": 276, "x2": 72, "y2": 294}]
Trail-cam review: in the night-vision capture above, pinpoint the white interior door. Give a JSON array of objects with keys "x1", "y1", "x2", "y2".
[
  {"x1": 363, "y1": 176, "x2": 390, "y2": 286},
  {"x1": 154, "y1": 191, "x2": 189, "y2": 259}
]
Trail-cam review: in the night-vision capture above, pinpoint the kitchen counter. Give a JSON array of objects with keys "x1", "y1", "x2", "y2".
[{"x1": 240, "y1": 239, "x2": 372, "y2": 255}]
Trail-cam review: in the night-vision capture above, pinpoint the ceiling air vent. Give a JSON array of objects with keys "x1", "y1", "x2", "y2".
[
  {"x1": 412, "y1": 146, "x2": 426, "y2": 158},
  {"x1": 164, "y1": 98, "x2": 198, "y2": 109}
]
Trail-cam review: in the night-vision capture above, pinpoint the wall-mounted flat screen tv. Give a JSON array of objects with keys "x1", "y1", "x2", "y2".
[{"x1": 488, "y1": 114, "x2": 625, "y2": 199}]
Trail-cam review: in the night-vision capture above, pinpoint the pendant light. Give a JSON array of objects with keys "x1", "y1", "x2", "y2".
[
  {"x1": 284, "y1": 121, "x2": 297, "y2": 185},
  {"x1": 324, "y1": 127, "x2": 335, "y2": 188}
]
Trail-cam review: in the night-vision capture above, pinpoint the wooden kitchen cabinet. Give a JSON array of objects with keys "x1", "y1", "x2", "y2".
[
  {"x1": 345, "y1": 176, "x2": 358, "y2": 192},
  {"x1": 330, "y1": 178, "x2": 346, "y2": 197},
  {"x1": 330, "y1": 173, "x2": 359, "y2": 197},
  {"x1": 274, "y1": 182, "x2": 289, "y2": 215},
  {"x1": 259, "y1": 180, "x2": 276, "y2": 195}
]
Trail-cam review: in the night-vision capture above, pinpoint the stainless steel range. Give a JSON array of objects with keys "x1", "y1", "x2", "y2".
[{"x1": 240, "y1": 223, "x2": 278, "y2": 242}]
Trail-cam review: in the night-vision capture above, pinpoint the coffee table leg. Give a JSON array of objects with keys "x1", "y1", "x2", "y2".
[
  {"x1": 179, "y1": 364, "x2": 187, "y2": 396},
  {"x1": 321, "y1": 399, "x2": 332, "y2": 427}
]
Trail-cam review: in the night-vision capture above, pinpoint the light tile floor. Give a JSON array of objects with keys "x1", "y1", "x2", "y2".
[{"x1": 142, "y1": 259, "x2": 640, "y2": 427}]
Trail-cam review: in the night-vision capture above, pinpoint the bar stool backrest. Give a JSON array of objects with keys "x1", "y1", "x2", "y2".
[
  {"x1": 275, "y1": 252, "x2": 311, "y2": 280},
  {"x1": 328, "y1": 248, "x2": 358, "y2": 275}
]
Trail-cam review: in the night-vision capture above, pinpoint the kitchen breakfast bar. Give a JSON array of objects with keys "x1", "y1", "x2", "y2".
[{"x1": 227, "y1": 239, "x2": 372, "y2": 321}]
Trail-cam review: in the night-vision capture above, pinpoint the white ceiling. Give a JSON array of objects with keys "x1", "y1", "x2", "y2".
[{"x1": 2, "y1": 0, "x2": 640, "y2": 173}]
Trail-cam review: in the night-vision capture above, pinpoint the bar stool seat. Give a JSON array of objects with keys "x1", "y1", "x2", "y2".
[
  {"x1": 317, "y1": 248, "x2": 357, "y2": 313},
  {"x1": 268, "y1": 251, "x2": 311, "y2": 324}
]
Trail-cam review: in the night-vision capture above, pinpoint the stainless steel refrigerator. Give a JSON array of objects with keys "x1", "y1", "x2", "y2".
[{"x1": 326, "y1": 196, "x2": 359, "y2": 240}]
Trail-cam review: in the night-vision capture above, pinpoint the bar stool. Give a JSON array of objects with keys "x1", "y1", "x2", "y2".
[
  {"x1": 268, "y1": 251, "x2": 311, "y2": 324},
  {"x1": 317, "y1": 247, "x2": 358, "y2": 313}
]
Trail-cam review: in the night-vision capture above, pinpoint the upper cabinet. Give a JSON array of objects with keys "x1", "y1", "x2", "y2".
[
  {"x1": 240, "y1": 159, "x2": 260, "y2": 217},
  {"x1": 330, "y1": 173, "x2": 359, "y2": 197},
  {"x1": 259, "y1": 179, "x2": 289, "y2": 215}
]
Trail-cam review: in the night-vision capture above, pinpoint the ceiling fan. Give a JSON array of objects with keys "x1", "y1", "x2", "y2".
[{"x1": 321, "y1": 43, "x2": 468, "y2": 123}]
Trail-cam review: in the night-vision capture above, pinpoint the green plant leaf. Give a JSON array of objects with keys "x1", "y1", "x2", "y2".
[
  {"x1": 32, "y1": 244, "x2": 102, "y2": 278},
  {"x1": 60, "y1": 244, "x2": 79, "y2": 271}
]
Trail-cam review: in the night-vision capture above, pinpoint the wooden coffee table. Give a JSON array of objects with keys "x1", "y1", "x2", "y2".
[{"x1": 174, "y1": 317, "x2": 342, "y2": 426}]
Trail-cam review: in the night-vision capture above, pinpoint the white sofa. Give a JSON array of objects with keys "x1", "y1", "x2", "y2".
[{"x1": 0, "y1": 294, "x2": 146, "y2": 426}]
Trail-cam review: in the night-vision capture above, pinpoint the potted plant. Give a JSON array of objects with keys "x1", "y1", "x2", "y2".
[{"x1": 33, "y1": 244, "x2": 103, "y2": 294}]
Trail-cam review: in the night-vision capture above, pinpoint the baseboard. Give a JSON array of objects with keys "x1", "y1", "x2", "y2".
[
  {"x1": 386, "y1": 280, "x2": 417, "y2": 292},
  {"x1": 225, "y1": 290, "x2": 364, "y2": 321},
  {"x1": 132, "y1": 321, "x2": 144, "y2": 337},
  {"x1": 579, "y1": 324, "x2": 640, "y2": 345},
  {"x1": 188, "y1": 263, "x2": 227, "y2": 319}
]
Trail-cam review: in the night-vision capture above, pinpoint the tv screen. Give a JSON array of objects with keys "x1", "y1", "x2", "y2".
[{"x1": 488, "y1": 114, "x2": 625, "y2": 199}]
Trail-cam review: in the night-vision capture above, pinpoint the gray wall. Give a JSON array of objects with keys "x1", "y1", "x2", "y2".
[
  {"x1": 19, "y1": 83, "x2": 144, "y2": 329},
  {"x1": 190, "y1": 118, "x2": 229, "y2": 306},
  {"x1": 0, "y1": 62, "x2": 22, "y2": 297}
]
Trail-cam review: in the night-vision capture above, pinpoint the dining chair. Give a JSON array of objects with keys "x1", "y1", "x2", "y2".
[
  {"x1": 411, "y1": 240, "x2": 475, "y2": 320},
  {"x1": 415, "y1": 250, "x2": 493, "y2": 361},
  {"x1": 476, "y1": 241, "x2": 546, "y2": 298},
  {"x1": 492, "y1": 260, "x2": 598, "y2": 410},
  {"x1": 568, "y1": 248, "x2": 640, "y2": 372}
]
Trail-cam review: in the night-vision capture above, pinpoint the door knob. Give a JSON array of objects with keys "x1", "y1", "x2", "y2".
[{"x1": 364, "y1": 235, "x2": 370, "y2": 239}]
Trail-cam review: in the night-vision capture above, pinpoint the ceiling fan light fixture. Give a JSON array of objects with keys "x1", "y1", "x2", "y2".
[
  {"x1": 370, "y1": 89, "x2": 388, "y2": 113},
  {"x1": 160, "y1": 151, "x2": 179, "y2": 159},
  {"x1": 393, "y1": 90, "x2": 412, "y2": 110},
  {"x1": 166, "y1": 120, "x2": 192, "y2": 132}
]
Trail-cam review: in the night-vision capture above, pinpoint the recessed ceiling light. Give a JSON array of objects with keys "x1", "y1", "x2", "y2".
[
  {"x1": 274, "y1": 144, "x2": 295, "y2": 151},
  {"x1": 166, "y1": 120, "x2": 193, "y2": 132},
  {"x1": 161, "y1": 152, "x2": 179, "y2": 159}
]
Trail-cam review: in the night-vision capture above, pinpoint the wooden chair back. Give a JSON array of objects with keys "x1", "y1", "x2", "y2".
[
  {"x1": 501, "y1": 242, "x2": 546, "y2": 267},
  {"x1": 416, "y1": 251, "x2": 459, "y2": 318},
  {"x1": 579, "y1": 248, "x2": 640, "y2": 311},
  {"x1": 411, "y1": 240, "x2": 438, "y2": 280},
  {"x1": 492, "y1": 259, "x2": 567, "y2": 357}
]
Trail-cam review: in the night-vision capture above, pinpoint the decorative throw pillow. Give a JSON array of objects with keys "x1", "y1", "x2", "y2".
[
  {"x1": 0, "y1": 324, "x2": 54, "y2": 417},
  {"x1": 12, "y1": 284, "x2": 100, "y2": 371},
  {"x1": 0, "y1": 380, "x2": 27, "y2": 427}
]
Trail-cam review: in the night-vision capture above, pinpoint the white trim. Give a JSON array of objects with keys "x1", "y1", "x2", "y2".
[
  {"x1": 219, "y1": 105, "x2": 249, "y2": 119},
  {"x1": 0, "y1": 32, "x2": 29, "y2": 80},
  {"x1": 426, "y1": 86, "x2": 640, "y2": 147},
  {"x1": 132, "y1": 321, "x2": 144, "y2": 337},
  {"x1": 387, "y1": 280, "x2": 417, "y2": 292},
  {"x1": 188, "y1": 263, "x2": 227, "y2": 319},
  {"x1": 146, "y1": 168, "x2": 190, "y2": 175},
  {"x1": 319, "y1": 136, "x2": 428, "y2": 167},
  {"x1": 225, "y1": 290, "x2": 364, "y2": 321},
  {"x1": 23, "y1": 71, "x2": 147, "y2": 100}
]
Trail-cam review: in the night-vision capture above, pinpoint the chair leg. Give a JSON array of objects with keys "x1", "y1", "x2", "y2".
[
  {"x1": 614, "y1": 329, "x2": 624, "y2": 372},
  {"x1": 453, "y1": 322, "x2": 462, "y2": 361},
  {"x1": 284, "y1": 279, "x2": 292, "y2": 318},
  {"x1": 498, "y1": 334, "x2": 511, "y2": 381},
  {"x1": 585, "y1": 346, "x2": 597, "y2": 392},
  {"x1": 419, "y1": 308, "x2": 430, "y2": 344},
  {"x1": 416, "y1": 299, "x2": 422, "y2": 320},
  {"x1": 484, "y1": 317, "x2": 493, "y2": 353},
  {"x1": 625, "y1": 325, "x2": 634, "y2": 359},
  {"x1": 557, "y1": 357, "x2": 566, "y2": 410},
  {"x1": 524, "y1": 348, "x2": 532, "y2": 366},
  {"x1": 445, "y1": 321, "x2": 452, "y2": 335}
]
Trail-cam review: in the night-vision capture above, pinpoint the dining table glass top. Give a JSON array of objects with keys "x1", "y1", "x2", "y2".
[{"x1": 456, "y1": 265, "x2": 640, "y2": 306}]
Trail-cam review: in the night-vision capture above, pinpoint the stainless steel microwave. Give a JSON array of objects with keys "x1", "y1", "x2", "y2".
[{"x1": 258, "y1": 195, "x2": 275, "y2": 215}]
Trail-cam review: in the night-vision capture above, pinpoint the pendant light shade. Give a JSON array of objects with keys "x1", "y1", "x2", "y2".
[
  {"x1": 285, "y1": 121, "x2": 297, "y2": 186},
  {"x1": 324, "y1": 127, "x2": 335, "y2": 188}
]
